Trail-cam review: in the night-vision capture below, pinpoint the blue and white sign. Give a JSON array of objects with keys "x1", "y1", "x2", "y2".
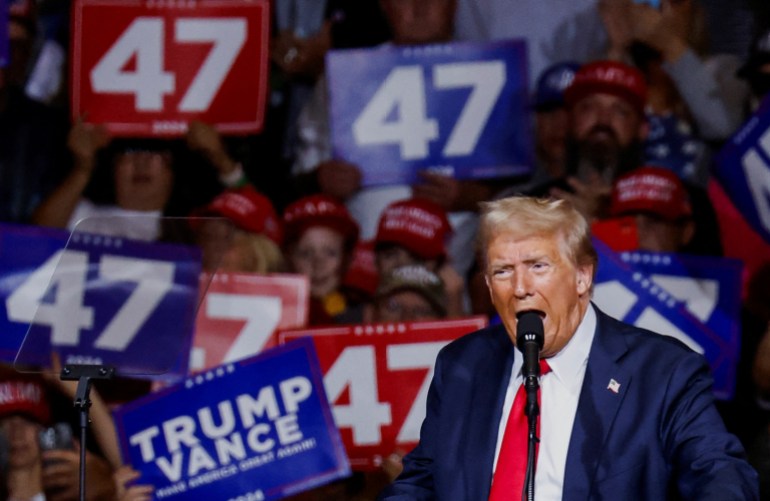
[
  {"x1": 616, "y1": 250, "x2": 742, "y2": 350},
  {"x1": 0, "y1": 223, "x2": 200, "y2": 377},
  {"x1": 0, "y1": 224, "x2": 67, "y2": 361},
  {"x1": 113, "y1": 338, "x2": 350, "y2": 501},
  {"x1": 327, "y1": 39, "x2": 533, "y2": 187},
  {"x1": 592, "y1": 240, "x2": 739, "y2": 400},
  {"x1": 715, "y1": 96, "x2": 770, "y2": 243}
]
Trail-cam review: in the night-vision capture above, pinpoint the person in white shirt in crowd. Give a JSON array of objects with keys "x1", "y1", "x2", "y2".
[{"x1": 31, "y1": 121, "x2": 246, "y2": 241}]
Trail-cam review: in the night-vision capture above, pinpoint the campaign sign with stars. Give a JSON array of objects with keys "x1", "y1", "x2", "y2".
[
  {"x1": 592, "y1": 240, "x2": 739, "y2": 399},
  {"x1": 113, "y1": 338, "x2": 350, "y2": 501},
  {"x1": 0, "y1": 223, "x2": 200, "y2": 378},
  {"x1": 327, "y1": 39, "x2": 533, "y2": 187},
  {"x1": 616, "y1": 250, "x2": 742, "y2": 355},
  {"x1": 715, "y1": 95, "x2": 770, "y2": 244},
  {"x1": 278, "y1": 317, "x2": 488, "y2": 469}
]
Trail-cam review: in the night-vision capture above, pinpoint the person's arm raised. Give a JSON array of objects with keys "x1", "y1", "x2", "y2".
[{"x1": 31, "y1": 121, "x2": 110, "y2": 228}]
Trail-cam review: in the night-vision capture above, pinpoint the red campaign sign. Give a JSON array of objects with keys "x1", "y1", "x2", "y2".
[
  {"x1": 192, "y1": 272, "x2": 309, "y2": 372},
  {"x1": 278, "y1": 317, "x2": 488, "y2": 470},
  {"x1": 70, "y1": 0, "x2": 269, "y2": 136}
]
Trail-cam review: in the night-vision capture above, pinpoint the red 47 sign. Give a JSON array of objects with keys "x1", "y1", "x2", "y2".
[
  {"x1": 278, "y1": 317, "x2": 488, "y2": 470},
  {"x1": 70, "y1": 0, "x2": 269, "y2": 136},
  {"x1": 191, "y1": 272, "x2": 309, "y2": 373}
]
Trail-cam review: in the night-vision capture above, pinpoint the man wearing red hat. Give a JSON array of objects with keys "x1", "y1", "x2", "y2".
[
  {"x1": 373, "y1": 198, "x2": 465, "y2": 319},
  {"x1": 563, "y1": 60, "x2": 649, "y2": 187},
  {"x1": 544, "y1": 59, "x2": 722, "y2": 256},
  {"x1": 524, "y1": 60, "x2": 650, "y2": 222}
]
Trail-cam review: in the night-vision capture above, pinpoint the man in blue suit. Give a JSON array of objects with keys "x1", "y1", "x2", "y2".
[{"x1": 379, "y1": 196, "x2": 758, "y2": 500}]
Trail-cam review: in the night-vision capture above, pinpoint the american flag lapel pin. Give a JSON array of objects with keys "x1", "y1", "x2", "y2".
[{"x1": 607, "y1": 378, "x2": 621, "y2": 394}]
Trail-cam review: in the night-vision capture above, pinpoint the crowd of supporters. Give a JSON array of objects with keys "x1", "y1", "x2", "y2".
[{"x1": 1, "y1": 0, "x2": 770, "y2": 499}]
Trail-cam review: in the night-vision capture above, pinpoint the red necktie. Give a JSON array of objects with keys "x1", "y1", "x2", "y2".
[{"x1": 489, "y1": 359, "x2": 551, "y2": 501}]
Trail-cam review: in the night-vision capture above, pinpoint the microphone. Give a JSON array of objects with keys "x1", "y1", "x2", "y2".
[{"x1": 516, "y1": 311, "x2": 544, "y2": 418}]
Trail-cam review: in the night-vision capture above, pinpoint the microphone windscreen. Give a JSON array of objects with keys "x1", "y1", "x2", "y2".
[{"x1": 516, "y1": 311, "x2": 544, "y2": 349}]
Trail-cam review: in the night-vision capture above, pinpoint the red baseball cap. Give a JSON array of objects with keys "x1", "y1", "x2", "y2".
[
  {"x1": 375, "y1": 198, "x2": 451, "y2": 260},
  {"x1": 0, "y1": 377, "x2": 50, "y2": 425},
  {"x1": 283, "y1": 195, "x2": 360, "y2": 247},
  {"x1": 197, "y1": 186, "x2": 283, "y2": 245},
  {"x1": 564, "y1": 60, "x2": 648, "y2": 115},
  {"x1": 610, "y1": 166, "x2": 692, "y2": 221}
]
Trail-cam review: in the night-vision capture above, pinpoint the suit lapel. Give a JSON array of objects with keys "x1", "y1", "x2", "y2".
[
  {"x1": 463, "y1": 325, "x2": 514, "y2": 500},
  {"x1": 563, "y1": 307, "x2": 632, "y2": 500}
]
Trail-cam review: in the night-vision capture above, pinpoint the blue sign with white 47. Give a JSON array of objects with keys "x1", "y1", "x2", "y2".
[
  {"x1": 1, "y1": 223, "x2": 201, "y2": 377},
  {"x1": 327, "y1": 39, "x2": 533, "y2": 186}
]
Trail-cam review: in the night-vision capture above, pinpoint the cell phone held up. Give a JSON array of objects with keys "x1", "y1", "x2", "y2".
[{"x1": 38, "y1": 422, "x2": 74, "y2": 452}]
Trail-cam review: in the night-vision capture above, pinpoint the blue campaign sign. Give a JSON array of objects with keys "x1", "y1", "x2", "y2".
[
  {"x1": 592, "y1": 240, "x2": 739, "y2": 400},
  {"x1": 327, "y1": 39, "x2": 533, "y2": 187},
  {"x1": 0, "y1": 223, "x2": 200, "y2": 377},
  {"x1": 616, "y1": 251, "x2": 743, "y2": 353},
  {"x1": 714, "y1": 95, "x2": 770, "y2": 243},
  {"x1": 113, "y1": 338, "x2": 350, "y2": 500},
  {"x1": 0, "y1": 224, "x2": 68, "y2": 361}
]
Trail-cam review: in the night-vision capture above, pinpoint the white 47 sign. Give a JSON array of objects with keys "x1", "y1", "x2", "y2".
[{"x1": 71, "y1": 0, "x2": 270, "y2": 136}]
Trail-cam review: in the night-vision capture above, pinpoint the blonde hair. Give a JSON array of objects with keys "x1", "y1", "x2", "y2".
[
  {"x1": 478, "y1": 196, "x2": 598, "y2": 277},
  {"x1": 226, "y1": 230, "x2": 286, "y2": 274}
]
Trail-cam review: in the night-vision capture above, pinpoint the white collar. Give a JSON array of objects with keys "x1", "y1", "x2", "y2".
[{"x1": 545, "y1": 303, "x2": 596, "y2": 391}]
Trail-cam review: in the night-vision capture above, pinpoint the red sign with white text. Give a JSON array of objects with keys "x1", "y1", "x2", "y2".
[
  {"x1": 278, "y1": 317, "x2": 488, "y2": 470},
  {"x1": 70, "y1": 0, "x2": 269, "y2": 136},
  {"x1": 192, "y1": 272, "x2": 309, "y2": 373}
]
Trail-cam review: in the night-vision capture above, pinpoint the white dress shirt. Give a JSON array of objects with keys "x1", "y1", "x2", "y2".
[{"x1": 492, "y1": 304, "x2": 597, "y2": 500}]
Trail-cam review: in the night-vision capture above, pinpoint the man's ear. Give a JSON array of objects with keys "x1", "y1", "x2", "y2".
[{"x1": 576, "y1": 264, "x2": 593, "y2": 295}]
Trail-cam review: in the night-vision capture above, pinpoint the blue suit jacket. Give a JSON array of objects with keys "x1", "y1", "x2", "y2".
[{"x1": 379, "y1": 306, "x2": 758, "y2": 500}]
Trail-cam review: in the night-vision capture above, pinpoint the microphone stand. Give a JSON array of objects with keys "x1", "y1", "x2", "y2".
[
  {"x1": 60, "y1": 364, "x2": 115, "y2": 501},
  {"x1": 522, "y1": 372, "x2": 540, "y2": 501}
]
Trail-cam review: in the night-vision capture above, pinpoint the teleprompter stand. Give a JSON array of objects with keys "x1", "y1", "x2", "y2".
[{"x1": 60, "y1": 364, "x2": 115, "y2": 501}]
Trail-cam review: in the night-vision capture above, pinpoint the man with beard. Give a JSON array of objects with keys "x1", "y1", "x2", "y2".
[
  {"x1": 537, "y1": 59, "x2": 722, "y2": 255},
  {"x1": 529, "y1": 60, "x2": 648, "y2": 220}
]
